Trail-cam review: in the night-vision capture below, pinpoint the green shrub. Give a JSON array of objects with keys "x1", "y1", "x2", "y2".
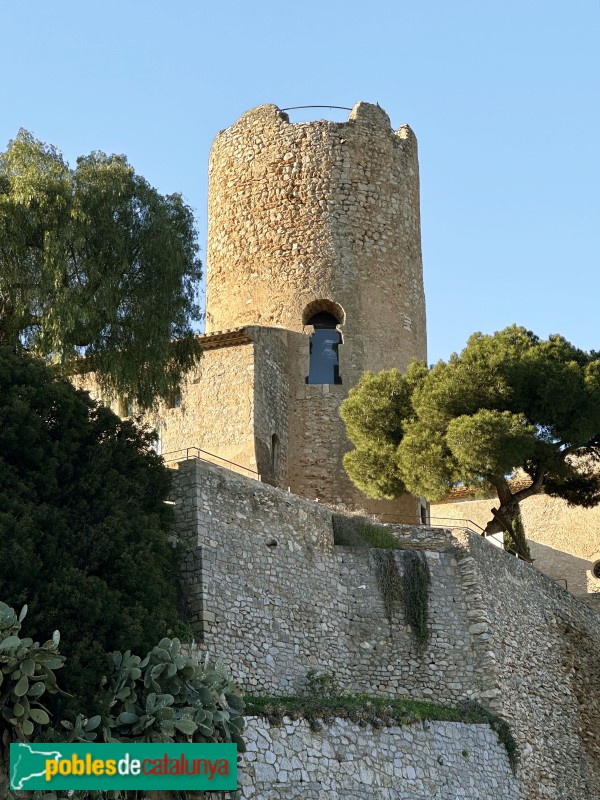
[
  {"x1": 0, "y1": 348, "x2": 188, "y2": 718},
  {"x1": 373, "y1": 550, "x2": 404, "y2": 622},
  {"x1": 332, "y1": 515, "x2": 408, "y2": 549},
  {"x1": 401, "y1": 551, "x2": 430, "y2": 652},
  {"x1": 304, "y1": 669, "x2": 339, "y2": 699}
]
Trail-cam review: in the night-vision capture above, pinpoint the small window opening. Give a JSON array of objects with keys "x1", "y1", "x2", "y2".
[
  {"x1": 119, "y1": 397, "x2": 134, "y2": 417},
  {"x1": 271, "y1": 434, "x2": 280, "y2": 475},
  {"x1": 592, "y1": 561, "x2": 600, "y2": 580},
  {"x1": 167, "y1": 390, "x2": 181, "y2": 409},
  {"x1": 306, "y1": 311, "x2": 342, "y2": 385},
  {"x1": 420, "y1": 502, "x2": 428, "y2": 525}
]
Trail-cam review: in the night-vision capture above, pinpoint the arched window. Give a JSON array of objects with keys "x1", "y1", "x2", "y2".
[
  {"x1": 302, "y1": 299, "x2": 345, "y2": 328},
  {"x1": 306, "y1": 310, "x2": 342, "y2": 385}
]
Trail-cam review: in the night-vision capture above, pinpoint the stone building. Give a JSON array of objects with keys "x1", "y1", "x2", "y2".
[
  {"x1": 76, "y1": 101, "x2": 600, "y2": 600},
  {"x1": 133, "y1": 102, "x2": 427, "y2": 522},
  {"x1": 71, "y1": 103, "x2": 600, "y2": 797},
  {"x1": 431, "y1": 487, "x2": 600, "y2": 599}
]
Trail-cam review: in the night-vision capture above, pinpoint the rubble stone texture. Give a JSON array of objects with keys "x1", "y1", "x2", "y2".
[
  {"x1": 205, "y1": 102, "x2": 426, "y2": 515},
  {"x1": 234, "y1": 716, "x2": 520, "y2": 799},
  {"x1": 206, "y1": 102, "x2": 426, "y2": 367},
  {"x1": 173, "y1": 459, "x2": 600, "y2": 800}
]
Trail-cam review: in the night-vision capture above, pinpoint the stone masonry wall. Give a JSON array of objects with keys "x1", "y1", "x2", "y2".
[
  {"x1": 247, "y1": 326, "x2": 289, "y2": 487},
  {"x1": 459, "y1": 531, "x2": 600, "y2": 799},
  {"x1": 174, "y1": 459, "x2": 482, "y2": 704},
  {"x1": 75, "y1": 326, "x2": 421, "y2": 516},
  {"x1": 173, "y1": 459, "x2": 600, "y2": 800},
  {"x1": 73, "y1": 342, "x2": 259, "y2": 476},
  {"x1": 155, "y1": 344, "x2": 256, "y2": 471},
  {"x1": 286, "y1": 329, "x2": 421, "y2": 518},
  {"x1": 236, "y1": 716, "x2": 521, "y2": 799},
  {"x1": 206, "y1": 102, "x2": 427, "y2": 382}
]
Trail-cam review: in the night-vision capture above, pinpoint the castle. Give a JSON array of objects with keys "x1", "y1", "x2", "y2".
[
  {"x1": 82, "y1": 103, "x2": 600, "y2": 798},
  {"x1": 138, "y1": 100, "x2": 600, "y2": 607},
  {"x1": 144, "y1": 101, "x2": 427, "y2": 524}
]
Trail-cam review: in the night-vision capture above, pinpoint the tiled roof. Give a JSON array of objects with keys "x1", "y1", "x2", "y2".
[
  {"x1": 440, "y1": 477, "x2": 533, "y2": 503},
  {"x1": 197, "y1": 328, "x2": 251, "y2": 350}
]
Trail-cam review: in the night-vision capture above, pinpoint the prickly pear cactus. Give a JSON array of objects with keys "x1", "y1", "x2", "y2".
[
  {"x1": 0, "y1": 602, "x2": 64, "y2": 742},
  {"x1": 0, "y1": 601, "x2": 71, "y2": 799},
  {"x1": 104, "y1": 638, "x2": 245, "y2": 752},
  {"x1": 0, "y1": 607, "x2": 245, "y2": 799}
]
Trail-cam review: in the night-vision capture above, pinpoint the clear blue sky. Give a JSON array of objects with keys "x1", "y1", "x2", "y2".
[{"x1": 2, "y1": 1, "x2": 598, "y2": 364}]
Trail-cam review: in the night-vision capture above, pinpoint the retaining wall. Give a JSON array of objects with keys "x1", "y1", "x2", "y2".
[{"x1": 172, "y1": 459, "x2": 600, "y2": 799}]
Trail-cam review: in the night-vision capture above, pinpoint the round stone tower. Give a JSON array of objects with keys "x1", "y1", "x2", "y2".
[
  {"x1": 206, "y1": 102, "x2": 427, "y2": 519},
  {"x1": 206, "y1": 102, "x2": 426, "y2": 383}
]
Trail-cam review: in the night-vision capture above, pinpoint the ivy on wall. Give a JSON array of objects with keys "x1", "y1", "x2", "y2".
[
  {"x1": 332, "y1": 516, "x2": 431, "y2": 650},
  {"x1": 400, "y1": 550, "x2": 431, "y2": 652}
]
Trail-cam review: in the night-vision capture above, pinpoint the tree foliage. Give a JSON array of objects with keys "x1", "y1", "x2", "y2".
[
  {"x1": 341, "y1": 326, "x2": 600, "y2": 559},
  {"x1": 0, "y1": 347, "x2": 186, "y2": 716},
  {"x1": 0, "y1": 130, "x2": 202, "y2": 408}
]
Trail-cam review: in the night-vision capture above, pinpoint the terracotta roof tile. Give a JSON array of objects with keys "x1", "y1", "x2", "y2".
[
  {"x1": 441, "y1": 477, "x2": 533, "y2": 502},
  {"x1": 197, "y1": 328, "x2": 251, "y2": 350}
]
